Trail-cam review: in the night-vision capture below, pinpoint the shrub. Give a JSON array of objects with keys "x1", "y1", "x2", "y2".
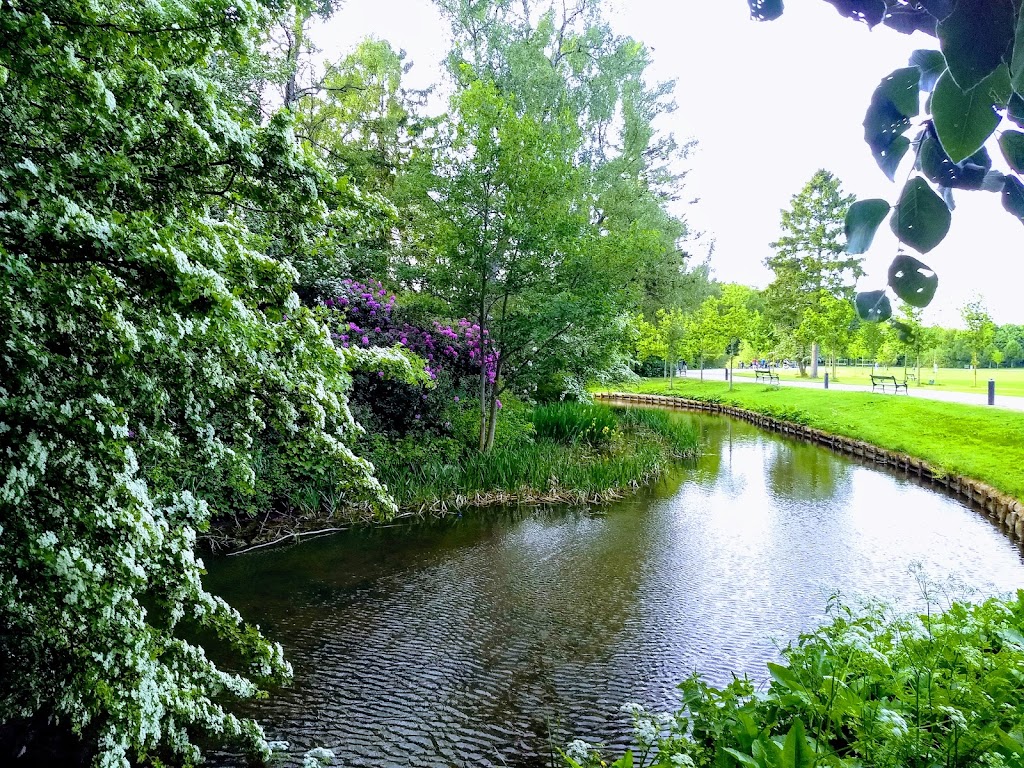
[{"x1": 567, "y1": 587, "x2": 1024, "y2": 768}]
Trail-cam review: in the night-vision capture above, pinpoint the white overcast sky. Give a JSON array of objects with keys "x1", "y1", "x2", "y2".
[{"x1": 313, "y1": 1, "x2": 1024, "y2": 326}]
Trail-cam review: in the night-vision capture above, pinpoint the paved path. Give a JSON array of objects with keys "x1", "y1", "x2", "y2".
[{"x1": 723, "y1": 369, "x2": 1024, "y2": 413}]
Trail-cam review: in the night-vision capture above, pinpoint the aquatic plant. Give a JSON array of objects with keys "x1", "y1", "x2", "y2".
[{"x1": 566, "y1": 587, "x2": 1024, "y2": 768}]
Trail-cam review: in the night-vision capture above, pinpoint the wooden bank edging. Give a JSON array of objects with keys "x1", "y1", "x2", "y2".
[{"x1": 596, "y1": 392, "x2": 1024, "y2": 543}]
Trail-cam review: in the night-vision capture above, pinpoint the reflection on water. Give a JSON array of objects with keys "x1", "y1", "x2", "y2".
[{"x1": 205, "y1": 412, "x2": 1024, "y2": 767}]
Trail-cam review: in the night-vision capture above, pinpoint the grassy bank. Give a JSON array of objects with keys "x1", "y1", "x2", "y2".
[
  {"x1": 372, "y1": 402, "x2": 701, "y2": 512},
  {"x1": 597, "y1": 378, "x2": 1024, "y2": 500},
  {"x1": 732, "y1": 363, "x2": 1024, "y2": 396}
]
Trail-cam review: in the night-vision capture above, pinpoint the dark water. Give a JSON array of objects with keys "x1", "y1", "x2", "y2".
[{"x1": 205, "y1": 412, "x2": 1024, "y2": 767}]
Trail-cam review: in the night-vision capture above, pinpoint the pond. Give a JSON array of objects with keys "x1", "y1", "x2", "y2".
[{"x1": 205, "y1": 410, "x2": 1024, "y2": 767}]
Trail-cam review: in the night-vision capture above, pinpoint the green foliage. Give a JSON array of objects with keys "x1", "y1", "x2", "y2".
[
  {"x1": 0, "y1": 0, "x2": 421, "y2": 763},
  {"x1": 571, "y1": 588, "x2": 1024, "y2": 768},
  {"x1": 374, "y1": 401, "x2": 699, "y2": 508},
  {"x1": 750, "y1": 2, "x2": 1024, "y2": 317},
  {"x1": 844, "y1": 199, "x2": 890, "y2": 254},
  {"x1": 764, "y1": 171, "x2": 860, "y2": 376},
  {"x1": 533, "y1": 403, "x2": 620, "y2": 446},
  {"x1": 962, "y1": 297, "x2": 997, "y2": 385},
  {"x1": 605, "y1": 376, "x2": 1024, "y2": 498},
  {"x1": 416, "y1": 0, "x2": 695, "y2": 451},
  {"x1": 889, "y1": 178, "x2": 951, "y2": 255}
]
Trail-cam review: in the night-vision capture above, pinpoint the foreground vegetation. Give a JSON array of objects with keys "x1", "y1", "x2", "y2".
[
  {"x1": 568, "y1": 587, "x2": 1024, "y2": 768},
  {"x1": 599, "y1": 378, "x2": 1024, "y2": 500}
]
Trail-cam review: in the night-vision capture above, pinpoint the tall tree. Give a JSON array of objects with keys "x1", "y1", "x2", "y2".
[
  {"x1": 799, "y1": 291, "x2": 856, "y2": 379},
  {"x1": 962, "y1": 297, "x2": 996, "y2": 386},
  {"x1": 684, "y1": 297, "x2": 728, "y2": 381},
  {"x1": 290, "y1": 38, "x2": 435, "y2": 292},
  {"x1": 764, "y1": 170, "x2": 861, "y2": 376},
  {"x1": 421, "y1": 0, "x2": 692, "y2": 449}
]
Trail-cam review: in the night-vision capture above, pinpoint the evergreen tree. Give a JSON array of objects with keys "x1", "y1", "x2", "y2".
[{"x1": 764, "y1": 170, "x2": 861, "y2": 376}]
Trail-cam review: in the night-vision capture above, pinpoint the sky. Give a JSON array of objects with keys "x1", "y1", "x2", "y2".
[{"x1": 313, "y1": 1, "x2": 1024, "y2": 327}]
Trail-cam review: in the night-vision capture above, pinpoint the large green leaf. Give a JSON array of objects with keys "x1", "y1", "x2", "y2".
[
  {"x1": 781, "y1": 719, "x2": 815, "y2": 768},
  {"x1": 856, "y1": 290, "x2": 893, "y2": 322},
  {"x1": 1011, "y1": 7, "x2": 1024, "y2": 95},
  {"x1": 890, "y1": 177, "x2": 951, "y2": 253},
  {"x1": 890, "y1": 319, "x2": 914, "y2": 343},
  {"x1": 999, "y1": 131, "x2": 1024, "y2": 174},
  {"x1": 888, "y1": 253, "x2": 938, "y2": 307},
  {"x1": 748, "y1": 0, "x2": 784, "y2": 21},
  {"x1": 1003, "y1": 175, "x2": 1024, "y2": 224},
  {"x1": 864, "y1": 68, "x2": 921, "y2": 178},
  {"x1": 845, "y1": 199, "x2": 890, "y2": 254},
  {"x1": 910, "y1": 48, "x2": 947, "y2": 91},
  {"x1": 878, "y1": 135, "x2": 911, "y2": 181},
  {"x1": 918, "y1": 124, "x2": 988, "y2": 189},
  {"x1": 767, "y1": 661, "x2": 804, "y2": 692},
  {"x1": 932, "y1": 65, "x2": 1010, "y2": 163},
  {"x1": 1009, "y1": 93, "x2": 1024, "y2": 128},
  {"x1": 937, "y1": 0, "x2": 1014, "y2": 91},
  {"x1": 724, "y1": 748, "x2": 762, "y2": 768}
]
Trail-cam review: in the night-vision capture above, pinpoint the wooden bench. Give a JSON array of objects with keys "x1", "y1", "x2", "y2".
[
  {"x1": 870, "y1": 374, "x2": 907, "y2": 394},
  {"x1": 754, "y1": 368, "x2": 779, "y2": 386}
]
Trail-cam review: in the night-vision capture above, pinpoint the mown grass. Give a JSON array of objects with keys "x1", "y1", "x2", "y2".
[
  {"x1": 597, "y1": 377, "x2": 1024, "y2": 500},
  {"x1": 374, "y1": 403, "x2": 701, "y2": 510},
  {"x1": 732, "y1": 363, "x2": 1024, "y2": 396}
]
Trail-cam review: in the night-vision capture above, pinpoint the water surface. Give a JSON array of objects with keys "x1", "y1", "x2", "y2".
[{"x1": 206, "y1": 411, "x2": 1024, "y2": 766}]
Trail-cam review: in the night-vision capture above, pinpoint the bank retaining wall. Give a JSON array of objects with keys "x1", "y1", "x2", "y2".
[{"x1": 596, "y1": 391, "x2": 1024, "y2": 543}]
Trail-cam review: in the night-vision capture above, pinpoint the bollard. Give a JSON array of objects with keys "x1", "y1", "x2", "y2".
[
  {"x1": 824, "y1": 372, "x2": 829, "y2": 389},
  {"x1": 989, "y1": 378, "x2": 995, "y2": 406},
  {"x1": 725, "y1": 368, "x2": 729, "y2": 381}
]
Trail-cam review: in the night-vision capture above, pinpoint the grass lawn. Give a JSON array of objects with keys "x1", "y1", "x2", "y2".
[
  {"x1": 731, "y1": 363, "x2": 1024, "y2": 397},
  {"x1": 596, "y1": 377, "x2": 1024, "y2": 500}
]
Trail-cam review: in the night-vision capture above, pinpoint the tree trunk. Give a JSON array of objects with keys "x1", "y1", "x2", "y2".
[
  {"x1": 484, "y1": 394, "x2": 499, "y2": 452},
  {"x1": 810, "y1": 342, "x2": 819, "y2": 379}
]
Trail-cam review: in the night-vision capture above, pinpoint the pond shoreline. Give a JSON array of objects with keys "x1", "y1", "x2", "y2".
[{"x1": 597, "y1": 391, "x2": 1024, "y2": 543}]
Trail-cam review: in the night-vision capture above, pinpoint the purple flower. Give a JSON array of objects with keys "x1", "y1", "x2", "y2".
[
  {"x1": 361, "y1": 335, "x2": 369, "y2": 345},
  {"x1": 453, "y1": 396, "x2": 459, "y2": 402}
]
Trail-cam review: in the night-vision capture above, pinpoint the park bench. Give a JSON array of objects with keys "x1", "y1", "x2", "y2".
[
  {"x1": 870, "y1": 374, "x2": 908, "y2": 394},
  {"x1": 754, "y1": 368, "x2": 779, "y2": 386}
]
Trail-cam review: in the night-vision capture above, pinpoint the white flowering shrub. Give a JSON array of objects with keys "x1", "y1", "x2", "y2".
[{"x1": 0, "y1": 0, "x2": 407, "y2": 764}]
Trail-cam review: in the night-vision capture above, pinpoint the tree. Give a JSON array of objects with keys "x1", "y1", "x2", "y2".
[
  {"x1": 799, "y1": 292, "x2": 856, "y2": 379},
  {"x1": 752, "y1": 3, "x2": 1024, "y2": 323},
  {"x1": 655, "y1": 308, "x2": 688, "y2": 389},
  {"x1": 684, "y1": 297, "x2": 728, "y2": 380},
  {"x1": 0, "y1": 0, "x2": 416, "y2": 763},
  {"x1": 848, "y1": 320, "x2": 885, "y2": 365},
  {"x1": 962, "y1": 297, "x2": 996, "y2": 386},
  {"x1": 419, "y1": 0, "x2": 691, "y2": 450},
  {"x1": 890, "y1": 302, "x2": 930, "y2": 383},
  {"x1": 764, "y1": 170, "x2": 861, "y2": 376},
  {"x1": 1004, "y1": 338, "x2": 1024, "y2": 367},
  {"x1": 290, "y1": 38, "x2": 434, "y2": 291},
  {"x1": 717, "y1": 285, "x2": 756, "y2": 389}
]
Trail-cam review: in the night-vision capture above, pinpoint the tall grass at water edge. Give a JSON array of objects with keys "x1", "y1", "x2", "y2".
[{"x1": 377, "y1": 402, "x2": 701, "y2": 510}]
